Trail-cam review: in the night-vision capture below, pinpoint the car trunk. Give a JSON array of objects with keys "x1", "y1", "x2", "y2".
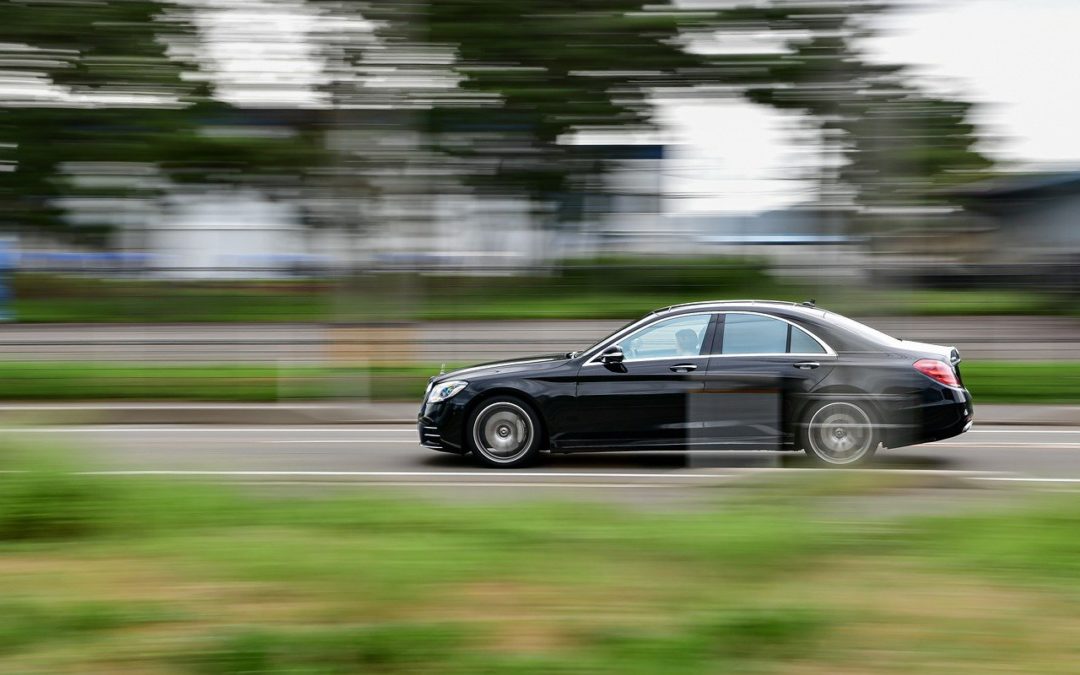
[{"x1": 901, "y1": 340, "x2": 964, "y2": 386}]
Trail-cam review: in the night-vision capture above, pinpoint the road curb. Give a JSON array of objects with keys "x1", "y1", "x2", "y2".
[{"x1": 0, "y1": 402, "x2": 417, "y2": 426}]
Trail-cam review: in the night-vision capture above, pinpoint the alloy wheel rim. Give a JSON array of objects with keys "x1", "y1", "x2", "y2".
[
  {"x1": 473, "y1": 403, "x2": 533, "y2": 463},
  {"x1": 808, "y1": 402, "x2": 873, "y2": 464}
]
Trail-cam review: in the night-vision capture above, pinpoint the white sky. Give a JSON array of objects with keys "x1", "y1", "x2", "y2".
[
  {"x1": 662, "y1": 99, "x2": 823, "y2": 214},
  {"x1": 868, "y1": 0, "x2": 1080, "y2": 167},
  {"x1": 669, "y1": 0, "x2": 1080, "y2": 213}
]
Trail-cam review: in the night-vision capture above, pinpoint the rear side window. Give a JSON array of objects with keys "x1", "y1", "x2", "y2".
[
  {"x1": 789, "y1": 325, "x2": 827, "y2": 354},
  {"x1": 721, "y1": 314, "x2": 826, "y2": 355},
  {"x1": 722, "y1": 314, "x2": 787, "y2": 354}
]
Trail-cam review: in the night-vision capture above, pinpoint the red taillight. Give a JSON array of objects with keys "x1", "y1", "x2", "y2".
[{"x1": 914, "y1": 359, "x2": 960, "y2": 387}]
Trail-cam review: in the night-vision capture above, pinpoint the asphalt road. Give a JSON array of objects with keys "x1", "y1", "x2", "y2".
[{"x1": 15, "y1": 424, "x2": 1080, "y2": 505}]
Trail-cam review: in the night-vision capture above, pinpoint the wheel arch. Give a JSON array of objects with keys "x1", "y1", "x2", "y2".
[
  {"x1": 790, "y1": 386, "x2": 883, "y2": 441},
  {"x1": 461, "y1": 387, "x2": 549, "y2": 450}
]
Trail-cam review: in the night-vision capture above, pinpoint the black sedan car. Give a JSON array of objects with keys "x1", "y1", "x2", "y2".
[{"x1": 418, "y1": 300, "x2": 973, "y2": 467}]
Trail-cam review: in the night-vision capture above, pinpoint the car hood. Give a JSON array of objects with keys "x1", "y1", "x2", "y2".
[{"x1": 432, "y1": 353, "x2": 570, "y2": 384}]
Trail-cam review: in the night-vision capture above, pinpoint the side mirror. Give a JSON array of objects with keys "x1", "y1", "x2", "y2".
[{"x1": 600, "y1": 346, "x2": 625, "y2": 365}]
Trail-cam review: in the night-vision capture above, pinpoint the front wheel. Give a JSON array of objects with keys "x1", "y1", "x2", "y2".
[
  {"x1": 799, "y1": 400, "x2": 879, "y2": 466},
  {"x1": 466, "y1": 397, "x2": 542, "y2": 468}
]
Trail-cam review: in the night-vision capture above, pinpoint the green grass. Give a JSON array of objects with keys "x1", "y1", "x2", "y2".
[
  {"x1": 0, "y1": 360, "x2": 1074, "y2": 403},
  {"x1": 2, "y1": 441, "x2": 1080, "y2": 671},
  {"x1": 0, "y1": 362, "x2": 445, "y2": 402},
  {"x1": 13, "y1": 274, "x2": 334, "y2": 323},
  {"x1": 961, "y1": 362, "x2": 1080, "y2": 403},
  {"x1": 9, "y1": 267, "x2": 1072, "y2": 322}
]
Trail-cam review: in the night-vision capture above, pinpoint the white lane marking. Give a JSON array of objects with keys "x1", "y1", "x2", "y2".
[
  {"x1": 0, "y1": 404, "x2": 381, "y2": 410},
  {"x1": 968, "y1": 428, "x2": 1080, "y2": 434},
  {"x1": 8, "y1": 425, "x2": 1080, "y2": 434},
  {"x1": 7, "y1": 427, "x2": 418, "y2": 434},
  {"x1": 76, "y1": 468, "x2": 1006, "y2": 479},
  {"x1": 80, "y1": 470, "x2": 731, "y2": 479},
  {"x1": 933, "y1": 442, "x2": 1080, "y2": 448},
  {"x1": 226, "y1": 481, "x2": 689, "y2": 489},
  {"x1": 266, "y1": 440, "x2": 423, "y2": 444},
  {"x1": 71, "y1": 470, "x2": 1080, "y2": 488},
  {"x1": 271, "y1": 440, "x2": 1080, "y2": 448},
  {"x1": 971, "y1": 477, "x2": 1080, "y2": 484}
]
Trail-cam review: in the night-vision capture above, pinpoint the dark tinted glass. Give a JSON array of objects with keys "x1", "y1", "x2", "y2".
[
  {"x1": 790, "y1": 326, "x2": 826, "y2": 354},
  {"x1": 721, "y1": 314, "x2": 787, "y2": 354}
]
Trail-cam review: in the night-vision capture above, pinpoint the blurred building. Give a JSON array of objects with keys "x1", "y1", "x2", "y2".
[
  {"x1": 860, "y1": 173, "x2": 1080, "y2": 293},
  {"x1": 577, "y1": 144, "x2": 668, "y2": 254},
  {"x1": 668, "y1": 207, "x2": 867, "y2": 277},
  {"x1": 950, "y1": 172, "x2": 1080, "y2": 259},
  {"x1": 83, "y1": 117, "x2": 673, "y2": 276}
]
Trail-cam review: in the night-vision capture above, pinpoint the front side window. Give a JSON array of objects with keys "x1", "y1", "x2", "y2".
[
  {"x1": 615, "y1": 314, "x2": 711, "y2": 361},
  {"x1": 721, "y1": 314, "x2": 826, "y2": 355}
]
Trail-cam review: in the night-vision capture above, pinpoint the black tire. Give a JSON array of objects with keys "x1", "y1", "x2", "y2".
[
  {"x1": 465, "y1": 396, "x2": 543, "y2": 468},
  {"x1": 798, "y1": 400, "x2": 879, "y2": 467}
]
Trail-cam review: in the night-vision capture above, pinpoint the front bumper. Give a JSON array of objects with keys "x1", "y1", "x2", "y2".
[{"x1": 417, "y1": 398, "x2": 469, "y2": 454}]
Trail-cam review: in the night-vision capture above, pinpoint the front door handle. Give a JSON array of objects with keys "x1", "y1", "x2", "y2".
[
  {"x1": 670, "y1": 363, "x2": 698, "y2": 373},
  {"x1": 794, "y1": 362, "x2": 820, "y2": 370}
]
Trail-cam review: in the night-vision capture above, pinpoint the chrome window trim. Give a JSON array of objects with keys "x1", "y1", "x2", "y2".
[
  {"x1": 584, "y1": 354, "x2": 713, "y2": 367},
  {"x1": 582, "y1": 309, "x2": 836, "y2": 365},
  {"x1": 582, "y1": 311, "x2": 714, "y2": 362},
  {"x1": 718, "y1": 311, "x2": 836, "y2": 357},
  {"x1": 710, "y1": 353, "x2": 837, "y2": 359},
  {"x1": 584, "y1": 311, "x2": 715, "y2": 365},
  {"x1": 583, "y1": 352, "x2": 836, "y2": 368}
]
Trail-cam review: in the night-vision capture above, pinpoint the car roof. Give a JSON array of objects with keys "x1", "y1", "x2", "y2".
[{"x1": 651, "y1": 300, "x2": 825, "y2": 317}]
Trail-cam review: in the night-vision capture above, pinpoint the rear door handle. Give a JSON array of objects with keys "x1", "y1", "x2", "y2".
[
  {"x1": 793, "y1": 362, "x2": 820, "y2": 370},
  {"x1": 670, "y1": 363, "x2": 698, "y2": 373}
]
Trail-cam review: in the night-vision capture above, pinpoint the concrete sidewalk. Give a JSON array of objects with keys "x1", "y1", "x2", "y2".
[{"x1": 0, "y1": 401, "x2": 1076, "y2": 427}]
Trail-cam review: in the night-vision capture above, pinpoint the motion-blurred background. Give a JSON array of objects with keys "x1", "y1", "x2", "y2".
[
  {"x1": 1, "y1": 0, "x2": 1078, "y2": 389},
  {"x1": 3, "y1": 3, "x2": 1080, "y2": 673}
]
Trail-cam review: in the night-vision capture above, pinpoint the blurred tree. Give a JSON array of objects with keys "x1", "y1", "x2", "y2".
[
  {"x1": 839, "y1": 88, "x2": 992, "y2": 206},
  {"x1": 389, "y1": 0, "x2": 991, "y2": 224},
  {"x1": 417, "y1": 0, "x2": 707, "y2": 228},
  {"x1": 0, "y1": 0, "x2": 191, "y2": 242},
  {"x1": 0, "y1": 0, "x2": 994, "y2": 249},
  {"x1": 0, "y1": 0, "x2": 331, "y2": 246},
  {"x1": 729, "y1": 1, "x2": 992, "y2": 207}
]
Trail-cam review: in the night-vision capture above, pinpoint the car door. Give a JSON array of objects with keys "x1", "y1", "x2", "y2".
[
  {"x1": 564, "y1": 313, "x2": 717, "y2": 449},
  {"x1": 701, "y1": 312, "x2": 835, "y2": 449}
]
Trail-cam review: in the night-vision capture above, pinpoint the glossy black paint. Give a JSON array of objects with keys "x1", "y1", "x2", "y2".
[{"x1": 417, "y1": 301, "x2": 974, "y2": 455}]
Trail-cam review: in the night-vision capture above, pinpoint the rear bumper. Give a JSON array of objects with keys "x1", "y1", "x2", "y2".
[{"x1": 885, "y1": 386, "x2": 974, "y2": 448}]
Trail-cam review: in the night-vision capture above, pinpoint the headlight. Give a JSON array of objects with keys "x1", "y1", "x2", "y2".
[{"x1": 427, "y1": 380, "x2": 468, "y2": 404}]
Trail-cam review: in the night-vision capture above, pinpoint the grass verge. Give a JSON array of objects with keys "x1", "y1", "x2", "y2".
[
  {"x1": 960, "y1": 361, "x2": 1080, "y2": 403},
  {"x1": 0, "y1": 362, "x2": 445, "y2": 402},
  {"x1": 0, "y1": 440, "x2": 1079, "y2": 672},
  {"x1": 0, "y1": 360, "x2": 1074, "y2": 403},
  {"x1": 10, "y1": 267, "x2": 1071, "y2": 322}
]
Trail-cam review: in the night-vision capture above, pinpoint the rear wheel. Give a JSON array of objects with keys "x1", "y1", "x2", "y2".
[
  {"x1": 466, "y1": 397, "x2": 542, "y2": 468},
  {"x1": 799, "y1": 400, "x2": 879, "y2": 466}
]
